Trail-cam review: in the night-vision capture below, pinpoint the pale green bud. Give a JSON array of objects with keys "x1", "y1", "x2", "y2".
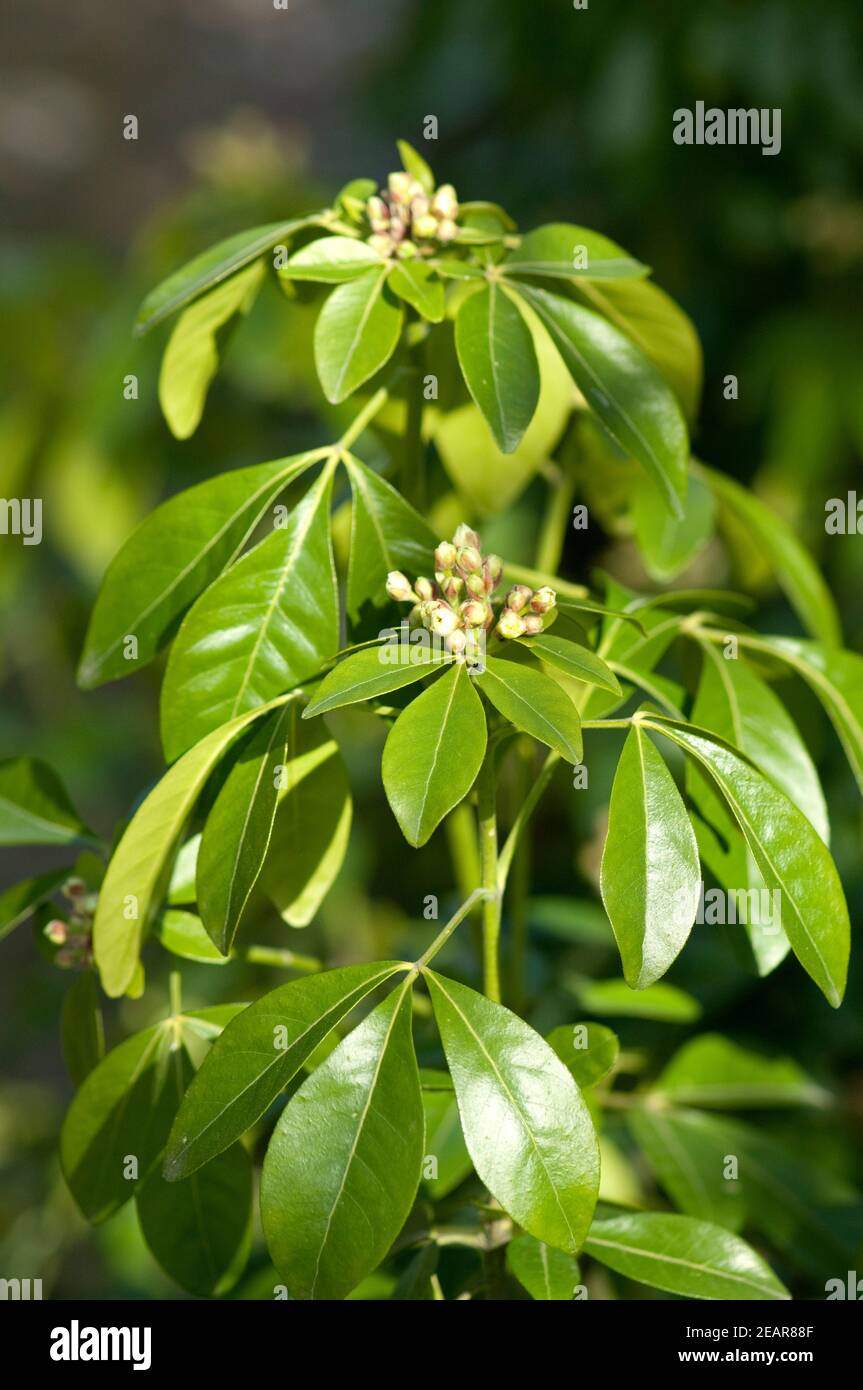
[
  {"x1": 436, "y1": 217, "x2": 459, "y2": 243},
  {"x1": 410, "y1": 193, "x2": 431, "y2": 219},
  {"x1": 506, "y1": 585, "x2": 533, "y2": 613},
  {"x1": 432, "y1": 184, "x2": 459, "y2": 220},
  {"x1": 497, "y1": 608, "x2": 526, "y2": 639},
  {"x1": 435, "y1": 541, "x2": 457, "y2": 570},
  {"x1": 466, "y1": 572, "x2": 487, "y2": 597},
  {"x1": 388, "y1": 171, "x2": 414, "y2": 203},
  {"x1": 367, "y1": 196, "x2": 390, "y2": 231},
  {"x1": 45, "y1": 919, "x2": 68, "y2": 945},
  {"x1": 530, "y1": 585, "x2": 557, "y2": 614},
  {"x1": 442, "y1": 575, "x2": 464, "y2": 602},
  {"x1": 457, "y1": 545, "x2": 482, "y2": 574},
  {"x1": 386, "y1": 570, "x2": 415, "y2": 602},
  {"x1": 413, "y1": 213, "x2": 439, "y2": 240},
  {"x1": 485, "y1": 554, "x2": 503, "y2": 586},
  {"x1": 368, "y1": 233, "x2": 393, "y2": 257},
  {"x1": 396, "y1": 240, "x2": 418, "y2": 259},
  {"x1": 414, "y1": 576, "x2": 435, "y2": 601},
  {"x1": 445, "y1": 628, "x2": 467, "y2": 656},
  {"x1": 460, "y1": 599, "x2": 490, "y2": 627},
  {"x1": 425, "y1": 600, "x2": 460, "y2": 637},
  {"x1": 453, "y1": 524, "x2": 481, "y2": 550}
]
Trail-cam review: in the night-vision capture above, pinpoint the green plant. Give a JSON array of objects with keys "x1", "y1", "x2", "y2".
[{"x1": 4, "y1": 141, "x2": 862, "y2": 1302}]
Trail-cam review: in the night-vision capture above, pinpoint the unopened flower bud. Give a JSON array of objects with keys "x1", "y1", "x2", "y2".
[
  {"x1": 453, "y1": 524, "x2": 481, "y2": 550},
  {"x1": 485, "y1": 554, "x2": 503, "y2": 586},
  {"x1": 466, "y1": 572, "x2": 487, "y2": 597},
  {"x1": 460, "y1": 600, "x2": 489, "y2": 627},
  {"x1": 368, "y1": 233, "x2": 393, "y2": 257},
  {"x1": 530, "y1": 585, "x2": 557, "y2": 614},
  {"x1": 408, "y1": 604, "x2": 423, "y2": 627},
  {"x1": 411, "y1": 193, "x2": 431, "y2": 219},
  {"x1": 386, "y1": 570, "x2": 415, "y2": 602},
  {"x1": 442, "y1": 575, "x2": 464, "y2": 602},
  {"x1": 436, "y1": 218, "x2": 459, "y2": 243},
  {"x1": 435, "y1": 542, "x2": 457, "y2": 570},
  {"x1": 414, "y1": 576, "x2": 434, "y2": 601},
  {"x1": 425, "y1": 601, "x2": 460, "y2": 637},
  {"x1": 413, "y1": 213, "x2": 439, "y2": 241},
  {"x1": 45, "y1": 919, "x2": 67, "y2": 946},
  {"x1": 506, "y1": 585, "x2": 533, "y2": 613},
  {"x1": 445, "y1": 628, "x2": 467, "y2": 656},
  {"x1": 457, "y1": 545, "x2": 482, "y2": 574},
  {"x1": 62, "y1": 876, "x2": 87, "y2": 901},
  {"x1": 388, "y1": 171, "x2": 414, "y2": 204},
  {"x1": 497, "y1": 608, "x2": 527, "y2": 639},
  {"x1": 522, "y1": 613, "x2": 543, "y2": 634},
  {"x1": 396, "y1": 240, "x2": 418, "y2": 259},
  {"x1": 80, "y1": 893, "x2": 99, "y2": 916},
  {"x1": 367, "y1": 196, "x2": 390, "y2": 231},
  {"x1": 432, "y1": 184, "x2": 459, "y2": 221}
]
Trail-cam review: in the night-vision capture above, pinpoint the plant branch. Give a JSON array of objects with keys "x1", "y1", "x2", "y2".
[
  {"x1": 238, "y1": 945, "x2": 322, "y2": 973},
  {"x1": 415, "y1": 886, "x2": 494, "y2": 971},
  {"x1": 476, "y1": 750, "x2": 502, "y2": 1001},
  {"x1": 337, "y1": 386, "x2": 389, "y2": 452},
  {"x1": 496, "y1": 749, "x2": 559, "y2": 895}
]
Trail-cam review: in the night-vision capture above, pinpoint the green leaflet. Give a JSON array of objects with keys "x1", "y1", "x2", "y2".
[
  {"x1": 134, "y1": 216, "x2": 322, "y2": 333},
  {"x1": 454, "y1": 282, "x2": 540, "y2": 452},
  {"x1": 396, "y1": 138, "x2": 434, "y2": 192},
  {"x1": 632, "y1": 469, "x2": 715, "y2": 580},
  {"x1": 260, "y1": 980, "x2": 424, "y2": 1300},
  {"x1": 422, "y1": 1089, "x2": 473, "y2": 1200},
  {"x1": 697, "y1": 462, "x2": 841, "y2": 646},
  {"x1": 160, "y1": 465, "x2": 338, "y2": 761},
  {"x1": 516, "y1": 632, "x2": 622, "y2": 695},
  {"x1": 646, "y1": 716, "x2": 850, "y2": 1006},
  {"x1": 584, "y1": 1212, "x2": 789, "y2": 1300},
  {"x1": 93, "y1": 696, "x2": 289, "y2": 998},
  {"x1": 259, "y1": 709, "x2": 352, "y2": 927},
  {"x1": 197, "y1": 706, "x2": 289, "y2": 953},
  {"x1": 343, "y1": 451, "x2": 437, "y2": 620},
  {"x1": 573, "y1": 273, "x2": 703, "y2": 424},
  {"x1": 600, "y1": 725, "x2": 700, "y2": 989},
  {"x1": 387, "y1": 261, "x2": 445, "y2": 322},
  {"x1": 627, "y1": 1106, "x2": 746, "y2": 1232},
  {"x1": 425, "y1": 971, "x2": 600, "y2": 1254},
  {"x1": 304, "y1": 644, "x2": 449, "y2": 718},
  {"x1": 158, "y1": 260, "x2": 265, "y2": 439},
  {"x1": 279, "y1": 235, "x2": 385, "y2": 282},
  {"x1": 654, "y1": 1033, "x2": 828, "y2": 1109},
  {"x1": 382, "y1": 662, "x2": 487, "y2": 847},
  {"x1": 0, "y1": 757, "x2": 93, "y2": 847},
  {"x1": 569, "y1": 976, "x2": 701, "y2": 1022},
  {"x1": 78, "y1": 450, "x2": 321, "y2": 689},
  {"x1": 476, "y1": 656, "x2": 582, "y2": 763},
  {"x1": 503, "y1": 222, "x2": 647, "y2": 282},
  {"x1": 545, "y1": 1021, "x2": 619, "y2": 1089},
  {"x1": 138, "y1": 1141, "x2": 253, "y2": 1298},
  {"x1": 60, "y1": 974, "x2": 105, "y2": 1088},
  {"x1": 514, "y1": 283, "x2": 689, "y2": 515},
  {"x1": 60, "y1": 1024, "x2": 181, "y2": 1222},
  {"x1": 314, "y1": 267, "x2": 403, "y2": 404},
  {"x1": 739, "y1": 634, "x2": 863, "y2": 795},
  {"x1": 164, "y1": 961, "x2": 406, "y2": 1179},
  {"x1": 155, "y1": 910, "x2": 227, "y2": 964},
  {"x1": 507, "y1": 1233, "x2": 582, "y2": 1301}
]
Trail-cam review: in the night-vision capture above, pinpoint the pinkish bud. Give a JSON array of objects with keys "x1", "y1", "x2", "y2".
[
  {"x1": 460, "y1": 600, "x2": 490, "y2": 627},
  {"x1": 367, "y1": 196, "x2": 390, "y2": 231},
  {"x1": 432, "y1": 184, "x2": 459, "y2": 221},
  {"x1": 386, "y1": 571, "x2": 415, "y2": 602},
  {"x1": 424, "y1": 601, "x2": 460, "y2": 638},
  {"x1": 435, "y1": 541, "x2": 457, "y2": 570},
  {"x1": 62, "y1": 877, "x2": 87, "y2": 901},
  {"x1": 442, "y1": 575, "x2": 464, "y2": 602},
  {"x1": 506, "y1": 585, "x2": 533, "y2": 613},
  {"x1": 485, "y1": 554, "x2": 503, "y2": 586},
  {"x1": 368, "y1": 233, "x2": 393, "y2": 257},
  {"x1": 457, "y1": 546, "x2": 482, "y2": 574},
  {"x1": 497, "y1": 608, "x2": 527, "y2": 639},
  {"x1": 530, "y1": 585, "x2": 557, "y2": 614},
  {"x1": 388, "y1": 171, "x2": 414, "y2": 204},
  {"x1": 466, "y1": 572, "x2": 487, "y2": 597},
  {"x1": 453, "y1": 524, "x2": 481, "y2": 550},
  {"x1": 522, "y1": 613, "x2": 543, "y2": 634},
  {"x1": 445, "y1": 628, "x2": 467, "y2": 656},
  {"x1": 436, "y1": 218, "x2": 459, "y2": 243},
  {"x1": 413, "y1": 213, "x2": 439, "y2": 241},
  {"x1": 45, "y1": 919, "x2": 68, "y2": 946}
]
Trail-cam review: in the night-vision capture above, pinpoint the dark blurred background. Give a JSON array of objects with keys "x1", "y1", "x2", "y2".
[{"x1": 2, "y1": 0, "x2": 862, "y2": 1298}]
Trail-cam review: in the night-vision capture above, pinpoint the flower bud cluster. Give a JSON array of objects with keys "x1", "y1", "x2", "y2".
[
  {"x1": 385, "y1": 524, "x2": 556, "y2": 659},
  {"x1": 45, "y1": 875, "x2": 98, "y2": 970},
  {"x1": 366, "y1": 173, "x2": 460, "y2": 260}
]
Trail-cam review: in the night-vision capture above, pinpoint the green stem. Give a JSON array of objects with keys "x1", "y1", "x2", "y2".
[
  {"x1": 415, "y1": 887, "x2": 493, "y2": 971},
  {"x1": 497, "y1": 749, "x2": 559, "y2": 895},
  {"x1": 506, "y1": 743, "x2": 532, "y2": 1012},
  {"x1": 239, "y1": 945, "x2": 321, "y2": 973},
  {"x1": 477, "y1": 750, "x2": 502, "y2": 1001},
  {"x1": 169, "y1": 969, "x2": 182, "y2": 1017},
  {"x1": 401, "y1": 375, "x2": 425, "y2": 508},
  {"x1": 535, "y1": 470, "x2": 577, "y2": 576},
  {"x1": 503, "y1": 560, "x2": 588, "y2": 601},
  {"x1": 338, "y1": 386, "x2": 389, "y2": 452}
]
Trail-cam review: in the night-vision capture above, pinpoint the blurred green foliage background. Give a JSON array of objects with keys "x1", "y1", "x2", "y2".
[{"x1": 2, "y1": 0, "x2": 862, "y2": 1299}]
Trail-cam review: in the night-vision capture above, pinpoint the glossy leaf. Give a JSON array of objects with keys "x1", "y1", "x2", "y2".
[
  {"x1": 78, "y1": 450, "x2": 320, "y2": 689},
  {"x1": 425, "y1": 971, "x2": 600, "y2": 1253},
  {"x1": 475, "y1": 656, "x2": 582, "y2": 763},
  {"x1": 61, "y1": 973, "x2": 105, "y2": 1088},
  {"x1": 158, "y1": 260, "x2": 265, "y2": 439},
  {"x1": 515, "y1": 283, "x2": 689, "y2": 515},
  {"x1": 382, "y1": 662, "x2": 487, "y2": 847},
  {"x1": 585, "y1": 1212, "x2": 789, "y2": 1300},
  {"x1": 259, "y1": 709, "x2": 352, "y2": 927},
  {"x1": 155, "y1": 909, "x2": 227, "y2": 964},
  {"x1": 138, "y1": 1142, "x2": 253, "y2": 1297},
  {"x1": 388, "y1": 260, "x2": 445, "y2": 322},
  {"x1": 260, "y1": 981, "x2": 424, "y2": 1300},
  {"x1": 396, "y1": 138, "x2": 434, "y2": 192},
  {"x1": 343, "y1": 452, "x2": 437, "y2": 620},
  {"x1": 60, "y1": 1024, "x2": 180, "y2": 1222},
  {"x1": 632, "y1": 469, "x2": 715, "y2": 580},
  {"x1": 304, "y1": 644, "x2": 449, "y2": 718},
  {"x1": 197, "y1": 706, "x2": 288, "y2": 953},
  {"x1": 698, "y1": 463, "x2": 841, "y2": 646},
  {"x1": 627, "y1": 1108, "x2": 746, "y2": 1231},
  {"x1": 0, "y1": 757, "x2": 93, "y2": 846},
  {"x1": 160, "y1": 465, "x2": 338, "y2": 761},
  {"x1": 646, "y1": 716, "x2": 850, "y2": 1006},
  {"x1": 314, "y1": 268, "x2": 403, "y2": 404},
  {"x1": 569, "y1": 976, "x2": 701, "y2": 1022},
  {"x1": 504, "y1": 222, "x2": 647, "y2": 281},
  {"x1": 279, "y1": 234, "x2": 384, "y2": 282},
  {"x1": 507, "y1": 1233, "x2": 581, "y2": 1301},
  {"x1": 517, "y1": 633, "x2": 622, "y2": 695},
  {"x1": 93, "y1": 696, "x2": 287, "y2": 997},
  {"x1": 422, "y1": 1089, "x2": 473, "y2": 1200},
  {"x1": 600, "y1": 725, "x2": 700, "y2": 988},
  {"x1": 454, "y1": 282, "x2": 540, "y2": 452},
  {"x1": 545, "y1": 1021, "x2": 619, "y2": 1089},
  {"x1": 654, "y1": 1033, "x2": 827, "y2": 1109},
  {"x1": 165, "y1": 961, "x2": 405, "y2": 1180}
]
